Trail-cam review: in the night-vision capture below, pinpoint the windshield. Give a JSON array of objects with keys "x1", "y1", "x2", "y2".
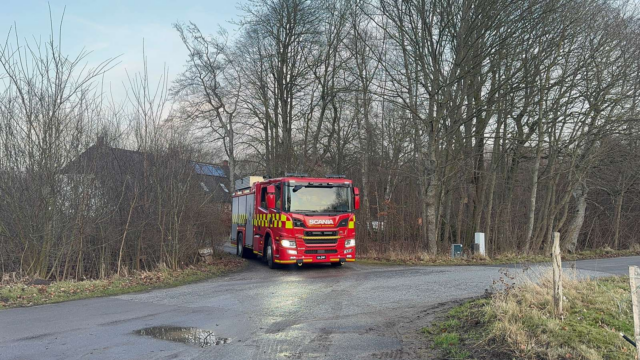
[{"x1": 284, "y1": 184, "x2": 352, "y2": 213}]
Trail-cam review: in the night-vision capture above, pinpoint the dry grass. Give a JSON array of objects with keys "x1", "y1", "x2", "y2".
[
  {"x1": 425, "y1": 270, "x2": 635, "y2": 359},
  {"x1": 0, "y1": 256, "x2": 245, "y2": 309},
  {"x1": 485, "y1": 273, "x2": 634, "y2": 359},
  {"x1": 359, "y1": 248, "x2": 640, "y2": 267},
  {"x1": 359, "y1": 250, "x2": 529, "y2": 266}
]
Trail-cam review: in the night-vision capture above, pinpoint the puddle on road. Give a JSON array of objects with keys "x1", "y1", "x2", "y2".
[{"x1": 134, "y1": 326, "x2": 230, "y2": 347}]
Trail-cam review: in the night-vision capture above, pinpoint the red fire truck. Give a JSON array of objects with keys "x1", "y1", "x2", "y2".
[{"x1": 230, "y1": 174, "x2": 360, "y2": 268}]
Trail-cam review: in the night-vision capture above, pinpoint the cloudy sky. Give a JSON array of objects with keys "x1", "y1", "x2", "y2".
[{"x1": 1, "y1": 0, "x2": 243, "y2": 102}]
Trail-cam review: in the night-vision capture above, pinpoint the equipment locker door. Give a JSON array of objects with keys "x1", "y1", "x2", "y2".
[
  {"x1": 238, "y1": 194, "x2": 247, "y2": 244},
  {"x1": 245, "y1": 193, "x2": 255, "y2": 247},
  {"x1": 231, "y1": 196, "x2": 239, "y2": 242}
]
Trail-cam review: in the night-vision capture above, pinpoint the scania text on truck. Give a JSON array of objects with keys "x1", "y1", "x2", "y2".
[{"x1": 230, "y1": 174, "x2": 360, "y2": 268}]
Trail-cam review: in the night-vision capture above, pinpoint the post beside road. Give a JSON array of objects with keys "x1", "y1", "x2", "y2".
[
  {"x1": 474, "y1": 232, "x2": 485, "y2": 256},
  {"x1": 629, "y1": 266, "x2": 640, "y2": 358},
  {"x1": 552, "y1": 232, "x2": 563, "y2": 316}
]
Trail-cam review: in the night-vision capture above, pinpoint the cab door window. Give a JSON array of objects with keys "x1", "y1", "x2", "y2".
[
  {"x1": 260, "y1": 186, "x2": 267, "y2": 209},
  {"x1": 275, "y1": 183, "x2": 282, "y2": 210}
]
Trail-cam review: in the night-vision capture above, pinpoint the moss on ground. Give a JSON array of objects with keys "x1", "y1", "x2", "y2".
[
  {"x1": 0, "y1": 255, "x2": 245, "y2": 309},
  {"x1": 424, "y1": 299, "x2": 492, "y2": 359},
  {"x1": 424, "y1": 275, "x2": 636, "y2": 360}
]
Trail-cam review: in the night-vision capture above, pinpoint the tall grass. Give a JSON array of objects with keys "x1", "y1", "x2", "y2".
[{"x1": 486, "y1": 271, "x2": 634, "y2": 359}]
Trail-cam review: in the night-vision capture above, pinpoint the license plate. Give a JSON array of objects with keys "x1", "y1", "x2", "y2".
[{"x1": 317, "y1": 255, "x2": 326, "y2": 260}]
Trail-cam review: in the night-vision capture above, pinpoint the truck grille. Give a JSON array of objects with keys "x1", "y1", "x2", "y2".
[
  {"x1": 305, "y1": 249, "x2": 337, "y2": 254},
  {"x1": 303, "y1": 231, "x2": 339, "y2": 245},
  {"x1": 304, "y1": 231, "x2": 338, "y2": 237},
  {"x1": 304, "y1": 239, "x2": 338, "y2": 245}
]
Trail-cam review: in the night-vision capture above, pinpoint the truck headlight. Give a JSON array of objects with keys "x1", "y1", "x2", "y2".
[
  {"x1": 281, "y1": 239, "x2": 297, "y2": 248},
  {"x1": 345, "y1": 239, "x2": 356, "y2": 247}
]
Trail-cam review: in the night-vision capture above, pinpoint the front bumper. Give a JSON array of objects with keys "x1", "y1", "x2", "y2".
[{"x1": 274, "y1": 248, "x2": 356, "y2": 265}]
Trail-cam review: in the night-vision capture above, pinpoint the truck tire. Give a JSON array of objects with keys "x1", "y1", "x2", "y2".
[
  {"x1": 266, "y1": 240, "x2": 278, "y2": 269},
  {"x1": 238, "y1": 233, "x2": 248, "y2": 258}
]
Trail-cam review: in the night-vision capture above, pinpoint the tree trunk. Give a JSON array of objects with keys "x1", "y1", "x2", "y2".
[
  {"x1": 227, "y1": 120, "x2": 236, "y2": 192},
  {"x1": 613, "y1": 192, "x2": 624, "y2": 250},
  {"x1": 564, "y1": 181, "x2": 588, "y2": 253},
  {"x1": 524, "y1": 123, "x2": 543, "y2": 254},
  {"x1": 426, "y1": 133, "x2": 438, "y2": 255}
]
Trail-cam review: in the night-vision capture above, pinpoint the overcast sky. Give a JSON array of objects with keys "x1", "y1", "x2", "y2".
[{"x1": 1, "y1": 0, "x2": 243, "y2": 102}]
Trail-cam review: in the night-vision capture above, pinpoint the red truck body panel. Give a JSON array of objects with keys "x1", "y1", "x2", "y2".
[{"x1": 231, "y1": 176, "x2": 356, "y2": 266}]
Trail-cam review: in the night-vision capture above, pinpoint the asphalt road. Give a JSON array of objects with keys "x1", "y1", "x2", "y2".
[{"x1": 0, "y1": 250, "x2": 638, "y2": 360}]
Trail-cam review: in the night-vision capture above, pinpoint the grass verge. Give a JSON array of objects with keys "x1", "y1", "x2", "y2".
[
  {"x1": 424, "y1": 274, "x2": 635, "y2": 359},
  {"x1": 359, "y1": 248, "x2": 640, "y2": 267},
  {"x1": 0, "y1": 255, "x2": 245, "y2": 310}
]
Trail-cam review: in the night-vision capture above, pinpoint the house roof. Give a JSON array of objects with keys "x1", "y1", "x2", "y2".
[
  {"x1": 192, "y1": 162, "x2": 226, "y2": 177},
  {"x1": 62, "y1": 142, "x2": 231, "y2": 202}
]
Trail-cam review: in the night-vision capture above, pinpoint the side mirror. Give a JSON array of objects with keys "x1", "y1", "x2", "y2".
[
  {"x1": 266, "y1": 185, "x2": 276, "y2": 209},
  {"x1": 354, "y1": 187, "x2": 360, "y2": 210}
]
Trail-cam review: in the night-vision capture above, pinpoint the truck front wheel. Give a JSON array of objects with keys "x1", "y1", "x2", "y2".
[{"x1": 266, "y1": 240, "x2": 278, "y2": 269}]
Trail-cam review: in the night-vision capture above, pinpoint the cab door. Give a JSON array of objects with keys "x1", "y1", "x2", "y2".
[
  {"x1": 269, "y1": 182, "x2": 283, "y2": 236},
  {"x1": 254, "y1": 182, "x2": 283, "y2": 255},
  {"x1": 254, "y1": 184, "x2": 269, "y2": 255}
]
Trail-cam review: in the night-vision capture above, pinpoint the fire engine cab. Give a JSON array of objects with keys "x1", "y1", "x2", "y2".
[{"x1": 230, "y1": 174, "x2": 360, "y2": 268}]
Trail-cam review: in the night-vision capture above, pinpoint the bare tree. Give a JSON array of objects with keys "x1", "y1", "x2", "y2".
[{"x1": 173, "y1": 23, "x2": 241, "y2": 191}]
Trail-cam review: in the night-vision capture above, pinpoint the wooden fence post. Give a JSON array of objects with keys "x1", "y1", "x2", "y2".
[
  {"x1": 552, "y1": 232, "x2": 563, "y2": 316},
  {"x1": 629, "y1": 266, "x2": 640, "y2": 359}
]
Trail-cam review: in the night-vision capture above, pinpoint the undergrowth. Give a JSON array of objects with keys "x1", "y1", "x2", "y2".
[
  {"x1": 360, "y1": 248, "x2": 640, "y2": 266},
  {"x1": 424, "y1": 272, "x2": 635, "y2": 360},
  {"x1": 0, "y1": 255, "x2": 245, "y2": 309}
]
